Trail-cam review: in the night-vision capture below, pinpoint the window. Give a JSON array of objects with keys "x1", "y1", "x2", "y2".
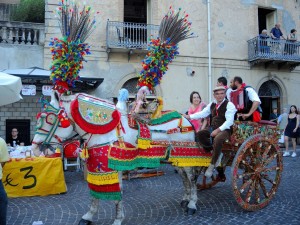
[
  {"x1": 124, "y1": 0, "x2": 147, "y2": 23},
  {"x1": 258, "y1": 8, "x2": 276, "y2": 34}
]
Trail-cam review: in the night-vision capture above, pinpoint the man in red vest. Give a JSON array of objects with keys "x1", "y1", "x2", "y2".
[{"x1": 230, "y1": 76, "x2": 261, "y2": 122}]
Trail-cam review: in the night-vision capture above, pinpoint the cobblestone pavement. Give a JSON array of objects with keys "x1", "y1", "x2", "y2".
[{"x1": 6, "y1": 149, "x2": 300, "y2": 225}]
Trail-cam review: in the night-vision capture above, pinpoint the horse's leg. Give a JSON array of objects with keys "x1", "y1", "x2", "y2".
[
  {"x1": 112, "y1": 200, "x2": 124, "y2": 225},
  {"x1": 183, "y1": 167, "x2": 198, "y2": 215},
  {"x1": 176, "y1": 167, "x2": 191, "y2": 210},
  {"x1": 78, "y1": 197, "x2": 99, "y2": 225},
  {"x1": 112, "y1": 171, "x2": 125, "y2": 225}
]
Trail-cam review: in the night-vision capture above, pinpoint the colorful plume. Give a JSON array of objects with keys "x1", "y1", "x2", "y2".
[
  {"x1": 137, "y1": 7, "x2": 195, "y2": 91},
  {"x1": 50, "y1": 0, "x2": 98, "y2": 91}
]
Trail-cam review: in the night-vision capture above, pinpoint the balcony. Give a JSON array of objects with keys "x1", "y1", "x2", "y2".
[
  {"x1": 248, "y1": 37, "x2": 300, "y2": 71},
  {"x1": 0, "y1": 21, "x2": 45, "y2": 45},
  {"x1": 106, "y1": 21, "x2": 159, "y2": 60}
]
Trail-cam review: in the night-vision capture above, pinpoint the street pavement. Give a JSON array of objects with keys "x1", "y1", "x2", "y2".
[{"x1": 6, "y1": 148, "x2": 300, "y2": 225}]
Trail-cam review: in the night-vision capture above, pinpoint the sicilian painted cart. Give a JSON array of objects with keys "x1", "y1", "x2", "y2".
[{"x1": 197, "y1": 119, "x2": 282, "y2": 211}]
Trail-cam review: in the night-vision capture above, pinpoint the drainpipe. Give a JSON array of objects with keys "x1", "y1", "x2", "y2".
[{"x1": 207, "y1": 0, "x2": 212, "y2": 101}]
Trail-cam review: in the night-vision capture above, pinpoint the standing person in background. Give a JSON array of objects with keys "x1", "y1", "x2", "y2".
[
  {"x1": 278, "y1": 108, "x2": 288, "y2": 130},
  {"x1": 278, "y1": 108, "x2": 288, "y2": 146},
  {"x1": 270, "y1": 23, "x2": 285, "y2": 40},
  {"x1": 284, "y1": 29, "x2": 297, "y2": 55},
  {"x1": 283, "y1": 105, "x2": 300, "y2": 157},
  {"x1": 188, "y1": 91, "x2": 208, "y2": 132},
  {"x1": 269, "y1": 108, "x2": 280, "y2": 122},
  {"x1": 6, "y1": 128, "x2": 24, "y2": 147},
  {"x1": 270, "y1": 23, "x2": 285, "y2": 54},
  {"x1": 0, "y1": 137, "x2": 10, "y2": 225}
]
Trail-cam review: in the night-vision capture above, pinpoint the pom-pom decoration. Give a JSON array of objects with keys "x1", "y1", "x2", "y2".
[
  {"x1": 137, "y1": 6, "x2": 195, "y2": 91},
  {"x1": 49, "y1": 0, "x2": 99, "y2": 92}
]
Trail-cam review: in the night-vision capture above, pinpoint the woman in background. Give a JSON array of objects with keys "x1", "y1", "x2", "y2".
[
  {"x1": 188, "y1": 91, "x2": 208, "y2": 132},
  {"x1": 283, "y1": 105, "x2": 300, "y2": 157}
]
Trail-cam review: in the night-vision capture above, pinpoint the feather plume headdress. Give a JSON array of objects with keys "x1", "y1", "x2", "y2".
[
  {"x1": 49, "y1": 0, "x2": 98, "y2": 93},
  {"x1": 137, "y1": 7, "x2": 195, "y2": 91}
]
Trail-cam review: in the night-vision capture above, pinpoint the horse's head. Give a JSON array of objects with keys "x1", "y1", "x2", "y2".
[{"x1": 32, "y1": 104, "x2": 74, "y2": 157}]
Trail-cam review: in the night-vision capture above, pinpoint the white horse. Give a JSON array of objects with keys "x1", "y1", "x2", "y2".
[{"x1": 32, "y1": 90, "x2": 202, "y2": 225}]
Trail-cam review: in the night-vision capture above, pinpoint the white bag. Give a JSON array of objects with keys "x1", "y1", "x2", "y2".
[{"x1": 278, "y1": 134, "x2": 284, "y2": 144}]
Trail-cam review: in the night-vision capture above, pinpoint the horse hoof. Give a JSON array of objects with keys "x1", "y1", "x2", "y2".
[
  {"x1": 187, "y1": 208, "x2": 196, "y2": 215},
  {"x1": 180, "y1": 200, "x2": 189, "y2": 209},
  {"x1": 78, "y1": 219, "x2": 92, "y2": 225}
]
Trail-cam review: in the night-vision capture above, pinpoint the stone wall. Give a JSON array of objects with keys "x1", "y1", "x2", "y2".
[{"x1": 0, "y1": 93, "x2": 44, "y2": 142}]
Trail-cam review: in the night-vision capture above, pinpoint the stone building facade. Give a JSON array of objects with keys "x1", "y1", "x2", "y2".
[{"x1": 44, "y1": 0, "x2": 300, "y2": 114}]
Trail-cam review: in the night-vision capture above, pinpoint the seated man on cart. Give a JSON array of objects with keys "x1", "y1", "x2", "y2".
[{"x1": 184, "y1": 86, "x2": 237, "y2": 178}]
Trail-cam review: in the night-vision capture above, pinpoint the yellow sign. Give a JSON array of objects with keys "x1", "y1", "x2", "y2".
[{"x1": 2, "y1": 157, "x2": 67, "y2": 197}]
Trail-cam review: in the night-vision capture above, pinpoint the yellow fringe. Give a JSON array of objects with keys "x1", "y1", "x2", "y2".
[
  {"x1": 137, "y1": 138, "x2": 151, "y2": 149},
  {"x1": 80, "y1": 147, "x2": 89, "y2": 159},
  {"x1": 169, "y1": 157, "x2": 211, "y2": 167},
  {"x1": 151, "y1": 97, "x2": 163, "y2": 119},
  {"x1": 87, "y1": 171, "x2": 119, "y2": 185},
  {"x1": 55, "y1": 147, "x2": 61, "y2": 153}
]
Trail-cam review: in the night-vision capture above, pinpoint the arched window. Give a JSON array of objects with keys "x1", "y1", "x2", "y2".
[
  {"x1": 258, "y1": 80, "x2": 280, "y2": 97},
  {"x1": 122, "y1": 78, "x2": 156, "y2": 95}
]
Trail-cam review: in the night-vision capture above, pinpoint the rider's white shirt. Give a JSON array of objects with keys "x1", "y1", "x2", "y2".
[{"x1": 189, "y1": 98, "x2": 237, "y2": 131}]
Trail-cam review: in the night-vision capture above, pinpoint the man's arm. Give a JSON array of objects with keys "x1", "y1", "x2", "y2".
[
  {"x1": 0, "y1": 138, "x2": 10, "y2": 164},
  {"x1": 242, "y1": 88, "x2": 261, "y2": 120},
  {"x1": 277, "y1": 114, "x2": 282, "y2": 124},
  {"x1": 243, "y1": 101, "x2": 260, "y2": 120},
  {"x1": 185, "y1": 102, "x2": 212, "y2": 120},
  {"x1": 211, "y1": 102, "x2": 237, "y2": 137},
  {"x1": 270, "y1": 28, "x2": 276, "y2": 39}
]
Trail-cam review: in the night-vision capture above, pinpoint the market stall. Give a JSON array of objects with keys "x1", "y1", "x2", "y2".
[{"x1": 2, "y1": 147, "x2": 66, "y2": 197}]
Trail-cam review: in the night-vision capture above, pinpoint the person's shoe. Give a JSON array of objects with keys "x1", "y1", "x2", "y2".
[
  {"x1": 215, "y1": 153, "x2": 223, "y2": 167},
  {"x1": 205, "y1": 164, "x2": 215, "y2": 178},
  {"x1": 283, "y1": 151, "x2": 290, "y2": 157},
  {"x1": 291, "y1": 152, "x2": 297, "y2": 157}
]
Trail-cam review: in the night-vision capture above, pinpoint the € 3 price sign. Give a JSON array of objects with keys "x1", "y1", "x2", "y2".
[{"x1": 2, "y1": 157, "x2": 67, "y2": 197}]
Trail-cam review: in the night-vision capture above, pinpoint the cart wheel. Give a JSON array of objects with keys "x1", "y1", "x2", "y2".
[
  {"x1": 197, "y1": 167, "x2": 224, "y2": 190},
  {"x1": 231, "y1": 134, "x2": 283, "y2": 211}
]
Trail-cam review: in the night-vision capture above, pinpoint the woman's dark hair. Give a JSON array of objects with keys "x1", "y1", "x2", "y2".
[
  {"x1": 289, "y1": 105, "x2": 298, "y2": 114},
  {"x1": 291, "y1": 29, "x2": 297, "y2": 33},
  {"x1": 190, "y1": 91, "x2": 201, "y2": 104}
]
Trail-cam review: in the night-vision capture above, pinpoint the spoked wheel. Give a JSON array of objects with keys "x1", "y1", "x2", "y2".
[
  {"x1": 231, "y1": 134, "x2": 283, "y2": 211},
  {"x1": 197, "y1": 170, "x2": 219, "y2": 190}
]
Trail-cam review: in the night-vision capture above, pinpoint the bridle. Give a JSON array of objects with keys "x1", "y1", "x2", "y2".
[{"x1": 33, "y1": 103, "x2": 72, "y2": 152}]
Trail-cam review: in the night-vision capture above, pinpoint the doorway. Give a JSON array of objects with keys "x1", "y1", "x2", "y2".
[
  {"x1": 258, "y1": 80, "x2": 281, "y2": 120},
  {"x1": 258, "y1": 8, "x2": 276, "y2": 34},
  {"x1": 6, "y1": 119, "x2": 31, "y2": 146},
  {"x1": 124, "y1": 0, "x2": 147, "y2": 23}
]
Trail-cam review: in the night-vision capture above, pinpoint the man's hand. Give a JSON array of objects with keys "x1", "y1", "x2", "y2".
[
  {"x1": 241, "y1": 113, "x2": 250, "y2": 120},
  {"x1": 211, "y1": 128, "x2": 220, "y2": 137},
  {"x1": 183, "y1": 114, "x2": 190, "y2": 120}
]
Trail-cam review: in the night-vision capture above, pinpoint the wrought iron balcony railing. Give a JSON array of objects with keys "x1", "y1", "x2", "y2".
[
  {"x1": 248, "y1": 37, "x2": 300, "y2": 70},
  {"x1": 0, "y1": 21, "x2": 45, "y2": 45},
  {"x1": 106, "y1": 21, "x2": 159, "y2": 50}
]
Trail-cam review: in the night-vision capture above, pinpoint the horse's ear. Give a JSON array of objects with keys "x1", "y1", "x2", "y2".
[{"x1": 49, "y1": 90, "x2": 60, "y2": 108}]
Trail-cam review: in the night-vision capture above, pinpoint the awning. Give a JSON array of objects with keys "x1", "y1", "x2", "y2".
[
  {"x1": 0, "y1": 72, "x2": 23, "y2": 106},
  {"x1": 0, "y1": 67, "x2": 104, "y2": 92}
]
